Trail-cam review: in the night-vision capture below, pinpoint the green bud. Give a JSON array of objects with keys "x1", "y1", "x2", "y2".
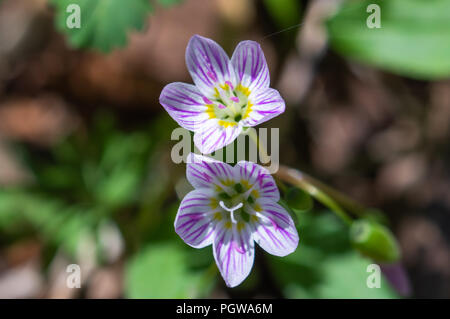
[
  {"x1": 350, "y1": 220, "x2": 400, "y2": 263},
  {"x1": 285, "y1": 187, "x2": 313, "y2": 212}
]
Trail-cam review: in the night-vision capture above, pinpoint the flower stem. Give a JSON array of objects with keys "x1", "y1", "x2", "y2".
[
  {"x1": 248, "y1": 128, "x2": 367, "y2": 225},
  {"x1": 297, "y1": 171, "x2": 366, "y2": 218},
  {"x1": 274, "y1": 166, "x2": 354, "y2": 225},
  {"x1": 247, "y1": 128, "x2": 271, "y2": 165}
]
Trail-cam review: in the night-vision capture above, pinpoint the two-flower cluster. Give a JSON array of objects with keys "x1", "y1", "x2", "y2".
[{"x1": 160, "y1": 35, "x2": 299, "y2": 287}]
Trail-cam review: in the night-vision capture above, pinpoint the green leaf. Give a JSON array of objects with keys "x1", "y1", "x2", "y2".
[
  {"x1": 327, "y1": 0, "x2": 450, "y2": 79},
  {"x1": 157, "y1": 0, "x2": 183, "y2": 7},
  {"x1": 315, "y1": 252, "x2": 398, "y2": 299},
  {"x1": 271, "y1": 242, "x2": 398, "y2": 299},
  {"x1": 93, "y1": 132, "x2": 150, "y2": 208},
  {"x1": 0, "y1": 190, "x2": 98, "y2": 257},
  {"x1": 94, "y1": 165, "x2": 141, "y2": 207},
  {"x1": 125, "y1": 242, "x2": 214, "y2": 298},
  {"x1": 0, "y1": 191, "x2": 23, "y2": 228},
  {"x1": 50, "y1": 0, "x2": 153, "y2": 52},
  {"x1": 297, "y1": 211, "x2": 350, "y2": 254},
  {"x1": 268, "y1": 210, "x2": 398, "y2": 298}
]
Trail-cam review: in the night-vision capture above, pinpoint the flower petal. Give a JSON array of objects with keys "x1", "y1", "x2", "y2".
[
  {"x1": 186, "y1": 153, "x2": 235, "y2": 189},
  {"x1": 194, "y1": 121, "x2": 242, "y2": 155},
  {"x1": 174, "y1": 189, "x2": 217, "y2": 248},
  {"x1": 243, "y1": 88, "x2": 285, "y2": 127},
  {"x1": 234, "y1": 161, "x2": 280, "y2": 202},
  {"x1": 231, "y1": 40, "x2": 270, "y2": 93},
  {"x1": 186, "y1": 35, "x2": 234, "y2": 98},
  {"x1": 159, "y1": 82, "x2": 210, "y2": 131},
  {"x1": 213, "y1": 222, "x2": 255, "y2": 287},
  {"x1": 251, "y1": 200, "x2": 299, "y2": 256}
]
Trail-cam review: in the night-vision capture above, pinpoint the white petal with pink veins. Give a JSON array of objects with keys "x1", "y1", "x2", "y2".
[
  {"x1": 251, "y1": 200, "x2": 299, "y2": 256},
  {"x1": 213, "y1": 222, "x2": 255, "y2": 287},
  {"x1": 186, "y1": 35, "x2": 235, "y2": 98},
  {"x1": 174, "y1": 189, "x2": 218, "y2": 248},
  {"x1": 186, "y1": 153, "x2": 235, "y2": 189}
]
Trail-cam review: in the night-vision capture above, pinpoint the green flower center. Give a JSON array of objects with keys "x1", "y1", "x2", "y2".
[{"x1": 216, "y1": 182, "x2": 261, "y2": 226}]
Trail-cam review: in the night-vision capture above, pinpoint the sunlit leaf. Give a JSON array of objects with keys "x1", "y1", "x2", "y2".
[
  {"x1": 327, "y1": 0, "x2": 450, "y2": 79},
  {"x1": 50, "y1": 0, "x2": 152, "y2": 52},
  {"x1": 157, "y1": 0, "x2": 183, "y2": 7},
  {"x1": 125, "y1": 242, "x2": 214, "y2": 298},
  {"x1": 315, "y1": 252, "x2": 398, "y2": 299}
]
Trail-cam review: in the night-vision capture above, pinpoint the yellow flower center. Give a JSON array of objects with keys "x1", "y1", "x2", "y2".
[{"x1": 204, "y1": 82, "x2": 252, "y2": 128}]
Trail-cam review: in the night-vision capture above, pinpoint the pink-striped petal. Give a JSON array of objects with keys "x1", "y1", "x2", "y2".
[
  {"x1": 251, "y1": 200, "x2": 299, "y2": 257},
  {"x1": 186, "y1": 35, "x2": 234, "y2": 98},
  {"x1": 231, "y1": 40, "x2": 270, "y2": 93},
  {"x1": 193, "y1": 121, "x2": 243, "y2": 155},
  {"x1": 186, "y1": 153, "x2": 235, "y2": 189},
  {"x1": 242, "y1": 88, "x2": 285, "y2": 127},
  {"x1": 159, "y1": 82, "x2": 210, "y2": 131},
  {"x1": 234, "y1": 161, "x2": 280, "y2": 201},
  {"x1": 213, "y1": 222, "x2": 255, "y2": 287},
  {"x1": 174, "y1": 189, "x2": 217, "y2": 248}
]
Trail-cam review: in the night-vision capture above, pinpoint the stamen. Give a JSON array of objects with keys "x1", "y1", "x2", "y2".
[
  {"x1": 203, "y1": 96, "x2": 213, "y2": 104},
  {"x1": 209, "y1": 81, "x2": 249, "y2": 122},
  {"x1": 225, "y1": 81, "x2": 234, "y2": 90}
]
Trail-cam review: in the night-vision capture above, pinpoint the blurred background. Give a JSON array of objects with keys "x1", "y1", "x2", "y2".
[{"x1": 0, "y1": 0, "x2": 449, "y2": 298}]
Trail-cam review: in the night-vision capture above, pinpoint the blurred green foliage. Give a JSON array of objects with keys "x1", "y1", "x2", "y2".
[
  {"x1": 157, "y1": 0, "x2": 183, "y2": 7},
  {"x1": 0, "y1": 113, "x2": 173, "y2": 260},
  {"x1": 263, "y1": 0, "x2": 301, "y2": 29},
  {"x1": 0, "y1": 111, "x2": 400, "y2": 298},
  {"x1": 328, "y1": 0, "x2": 450, "y2": 79},
  {"x1": 50, "y1": 0, "x2": 182, "y2": 52},
  {"x1": 0, "y1": 112, "x2": 218, "y2": 298},
  {"x1": 0, "y1": 0, "x2": 416, "y2": 298},
  {"x1": 0, "y1": 191, "x2": 97, "y2": 257},
  {"x1": 22, "y1": 113, "x2": 155, "y2": 208},
  {"x1": 269, "y1": 211, "x2": 398, "y2": 298},
  {"x1": 125, "y1": 241, "x2": 215, "y2": 298}
]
